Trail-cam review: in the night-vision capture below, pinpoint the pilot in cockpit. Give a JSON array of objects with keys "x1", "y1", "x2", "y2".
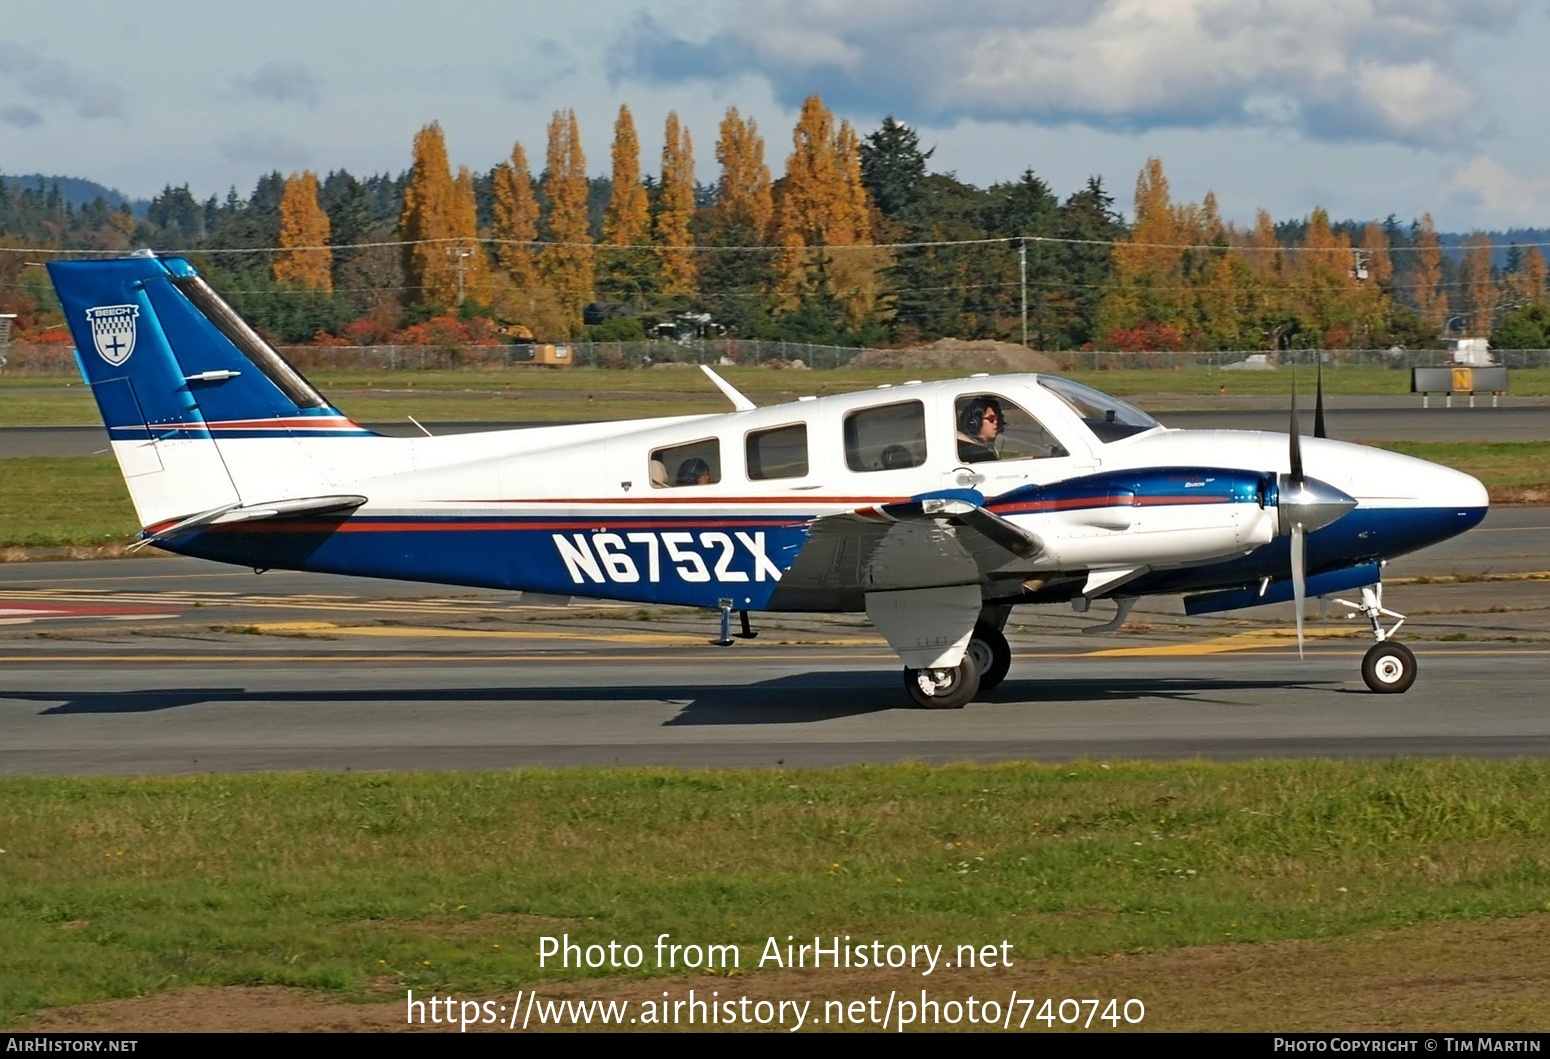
[
  {"x1": 956, "y1": 396, "x2": 1005, "y2": 463},
  {"x1": 675, "y1": 457, "x2": 713, "y2": 485}
]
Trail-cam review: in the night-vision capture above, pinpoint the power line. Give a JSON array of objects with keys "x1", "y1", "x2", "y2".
[{"x1": 7, "y1": 232, "x2": 1547, "y2": 258}]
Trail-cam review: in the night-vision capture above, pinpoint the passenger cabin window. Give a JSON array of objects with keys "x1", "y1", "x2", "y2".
[
  {"x1": 746, "y1": 423, "x2": 808, "y2": 481},
  {"x1": 651, "y1": 439, "x2": 721, "y2": 488},
  {"x1": 844, "y1": 401, "x2": 926, "y2": 472},
  {"x1": 954, "y1": 394, "x2": 1067, "y2": 463}
]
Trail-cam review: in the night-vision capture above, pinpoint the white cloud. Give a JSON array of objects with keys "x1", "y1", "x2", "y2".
[
  {"x1": 0, "y1": 40, "x2": 124, "y2": 119},
  {"x1": 235, "y1": 60, "x2": 324, "y2": 108},
  {"x1": 1447, "y1": 155, "x2": 1550, "y2": 225},
  {"x1": 611, "y1": 0, "x2": 1523, "y2": 150},
  {"x1": 218, "y1": 131, "x2": 313, "y2": 170}
]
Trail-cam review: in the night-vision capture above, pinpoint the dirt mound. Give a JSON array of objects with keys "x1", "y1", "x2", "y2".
[{"x1": 850, "y1": 338, "x2": 1061, "y2": 374}]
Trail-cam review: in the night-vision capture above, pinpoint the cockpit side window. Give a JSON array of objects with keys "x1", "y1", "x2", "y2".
[
  {"x1": 651, "y1": 438, "x2": 721, "y2": 488},
  {"x1": 844, "y1": 401, "x2": 926, "y2": 472},
  {"x1": 954, "y1": 393, "x2": 1068, "y2": 463}
]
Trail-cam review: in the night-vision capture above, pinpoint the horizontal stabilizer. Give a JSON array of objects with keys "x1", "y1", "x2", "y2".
[
  {"x1": 1184, "y1": 562, "x2": 1380, "y2": 615},
  {"x1": 144, "y1": 495, "x2": 368, "y2": 541}
]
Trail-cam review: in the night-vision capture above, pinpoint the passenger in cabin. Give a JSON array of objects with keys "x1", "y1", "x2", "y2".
[
  {"x1": 879, "y1": 444, "x2": 913, "y2": 470},
  {"x1": 956, "y1": 396, "x2": 1005, "y2": 462},
  {"x1": 676, "y1": 457, "x2": 713, "y2": 486}
]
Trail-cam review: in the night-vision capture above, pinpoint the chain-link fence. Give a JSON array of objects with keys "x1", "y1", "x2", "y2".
[{"x1": 5, "y1": 339, "x2": 1550, "y2": 376}]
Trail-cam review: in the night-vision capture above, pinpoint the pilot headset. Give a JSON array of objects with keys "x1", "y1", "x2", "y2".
[{"x1": 961, "y1": 397, "x2": 1004, "y2": 435}]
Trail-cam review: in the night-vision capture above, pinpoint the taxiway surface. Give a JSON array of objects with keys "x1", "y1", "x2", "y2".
[{"x1": 2, "y1": 507, "x2": 1546, "y2": 775}]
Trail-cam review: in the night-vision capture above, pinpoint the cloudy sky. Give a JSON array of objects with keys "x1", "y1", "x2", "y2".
[{"x1": 4, "y1": 0, "x2": 1547, "y2": 232}]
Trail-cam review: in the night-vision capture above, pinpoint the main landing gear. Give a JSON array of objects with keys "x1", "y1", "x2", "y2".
[
  {"x1": 1332, "y1": 583, "x2": 1416, "y2": 694},
  {"x1": 903, "y1": 621, "x2": 1012, "y2": 710}
]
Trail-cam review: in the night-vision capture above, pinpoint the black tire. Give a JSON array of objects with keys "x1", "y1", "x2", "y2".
[
  {"x1": 1361, "y1": 641, "x2": 1417, "y2": 694},
  {"x1": 967, "y1": 624, "x2": 1012, "y2": 691},
  {"x1": 902, "y1": 658, "x2": 980, "y2": 709}
]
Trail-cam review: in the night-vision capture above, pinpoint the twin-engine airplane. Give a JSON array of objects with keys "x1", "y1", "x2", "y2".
[{"x1": 48, "y1": 252, "x2": 1488, "y2": 708}]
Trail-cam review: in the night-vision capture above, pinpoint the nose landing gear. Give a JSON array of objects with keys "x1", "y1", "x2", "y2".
[{"x1": 1332, "y1": 583, "x2": 1415, "y2": 694}]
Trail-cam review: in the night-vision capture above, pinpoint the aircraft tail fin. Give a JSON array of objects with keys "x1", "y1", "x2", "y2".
[{"x1": 47, "y1": 252, "x2": 371, "y2": 530}]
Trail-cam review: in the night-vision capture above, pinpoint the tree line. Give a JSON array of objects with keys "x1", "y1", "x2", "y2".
[{"x1": 3, "y1": 96, "x2": 1548, "y2": 350}]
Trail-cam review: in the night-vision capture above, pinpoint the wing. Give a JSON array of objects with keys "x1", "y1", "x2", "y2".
[{"x1": 768, "y1": 493, "x2": 1043, "y2": 611}]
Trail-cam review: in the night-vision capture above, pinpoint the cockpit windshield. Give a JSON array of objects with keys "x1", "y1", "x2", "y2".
[{"x1": 1037, "y1": 376, "x2": 1160, "y2": 443}]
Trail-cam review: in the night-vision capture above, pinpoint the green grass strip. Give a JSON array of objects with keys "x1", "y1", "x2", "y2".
[{"x1": 3, "y1": 761, "x2": 1550, "y2": 1022}]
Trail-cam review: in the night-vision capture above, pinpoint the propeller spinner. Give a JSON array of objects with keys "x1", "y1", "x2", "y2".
[{"x1": 1279, "y1": 367, "x2": 1356, "y2": 656}]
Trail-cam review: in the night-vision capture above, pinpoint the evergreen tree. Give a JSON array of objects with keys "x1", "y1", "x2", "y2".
[
  {"x1": 859, "y1": 116, "x2": 932, "y2": 221},
  {"x1": 1053, "y1": 177, "x2": 1122, "y2": 348}
]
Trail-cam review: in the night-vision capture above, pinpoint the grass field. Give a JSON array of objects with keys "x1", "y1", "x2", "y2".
[{"x1": 4, "y1": 760, "x2": 1550, "y2": 1026}]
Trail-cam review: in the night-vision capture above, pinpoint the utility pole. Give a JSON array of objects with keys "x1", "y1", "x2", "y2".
[
  {"x1": 447, "y1": 245, "x2": 476, "y2": 307},
  {"x1": 1018, "y1": 238, "x2": 1028, "y2": 349}
]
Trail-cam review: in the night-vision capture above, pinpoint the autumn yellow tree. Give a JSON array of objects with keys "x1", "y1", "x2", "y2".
[
  {"x1": 1508, "y1": 245, "x2": 1548, "y2": 308},
  {"x1": 400, "y1": 123, "x2": 471, "y2": 311},
  {"x1": 699, "y1": 108, "x2": 776, "y2": 328},
  {"x1": 537, "y1": 109, "x2": 594, "y2": 336},
  {"x1": 711, "y1": 107, "x2": 772, "y2": 242},
  {"x1": 1100, "y1": 158, "x2": 1195, "y2": 340},
  {"x1": 1411, "y1": 213, "x2": 1449, "y2": 331},
  {"x1": 274, "y1": 171, "x2": 331, "y2": 291},
  {"x1": 595, "y1": 105, "x2": 654, "y2": 307},
  {"x1": 770, "y1": 95, "x2": 880, "y2": 324},
  {"x1": 491, "y1": 142, "x2": 540, "y2": 288},
  {"x1": 656, "y1": 111, "x2": 697, "y2": 297},
  {"x1": 602, "y1": 106, "x2": 650, "y2": 247},
  {"x1": 1351, "y1": 220, "x2": 1394, "y2": 346},
  {"x1": 1290, "y1": 208, "x2": 1363, "y2": 347},
  {"x1": 1459, "y1": 232, "x2": 1498, "y2": 336},
  {"x1": 448, "y1": 166, "x2": 493, "y2": 308}
]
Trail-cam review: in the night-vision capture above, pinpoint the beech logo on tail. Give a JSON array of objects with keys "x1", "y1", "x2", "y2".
[{"x1": 86, "y1": 304, "x2": 139, "y2": 366}]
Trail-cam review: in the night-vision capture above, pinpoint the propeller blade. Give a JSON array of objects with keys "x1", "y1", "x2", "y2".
[
  {"x1": 1288, "y1": 369, "x2": 1304, "y2": 485},
  {"x1": 1314, "y1": 357, "x2": 1328, "y2": 440},
  {"x1": 1291, "y1": 521, "x2": 1306, "y2": 659}
]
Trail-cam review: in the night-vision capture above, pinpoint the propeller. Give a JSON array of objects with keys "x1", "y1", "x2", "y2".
[
  {"x1": 1314, "y1": 355, "x2": 1328, "y2": 440},
  {"x1": 1278, "y1": 364, "x2": 1355, "y2": 658}
]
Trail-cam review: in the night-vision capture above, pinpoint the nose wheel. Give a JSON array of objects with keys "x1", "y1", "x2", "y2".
[
  {"x1": 1334, "y1": 583, "x2": 1417, "y2": 694},
  {"x1": 1361, "y1": 641, "x2": 1416, "y2": 694}
]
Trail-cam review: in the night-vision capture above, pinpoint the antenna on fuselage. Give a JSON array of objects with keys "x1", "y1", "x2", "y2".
[{"x1": 700, "y1": 365, "x2": 756, "y2": 411}]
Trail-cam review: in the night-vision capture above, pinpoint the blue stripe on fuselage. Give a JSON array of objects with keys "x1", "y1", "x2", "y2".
[{"x1": 154, "y1": 514, "x2": 812, "y2": 609}]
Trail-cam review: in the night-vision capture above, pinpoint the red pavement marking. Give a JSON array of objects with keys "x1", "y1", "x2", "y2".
[{"x1": 0, "y1": 601, "x2": 180, "y2": 621}]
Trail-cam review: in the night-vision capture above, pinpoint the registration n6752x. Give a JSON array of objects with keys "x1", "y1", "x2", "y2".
[{"x1": 551, "y1": 530, "x2": 785, "y2": 585}]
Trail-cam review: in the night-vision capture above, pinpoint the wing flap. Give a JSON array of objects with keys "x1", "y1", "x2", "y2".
[{"x1": 774, "y1": 495, "x2": 1043, "y2": 601}]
